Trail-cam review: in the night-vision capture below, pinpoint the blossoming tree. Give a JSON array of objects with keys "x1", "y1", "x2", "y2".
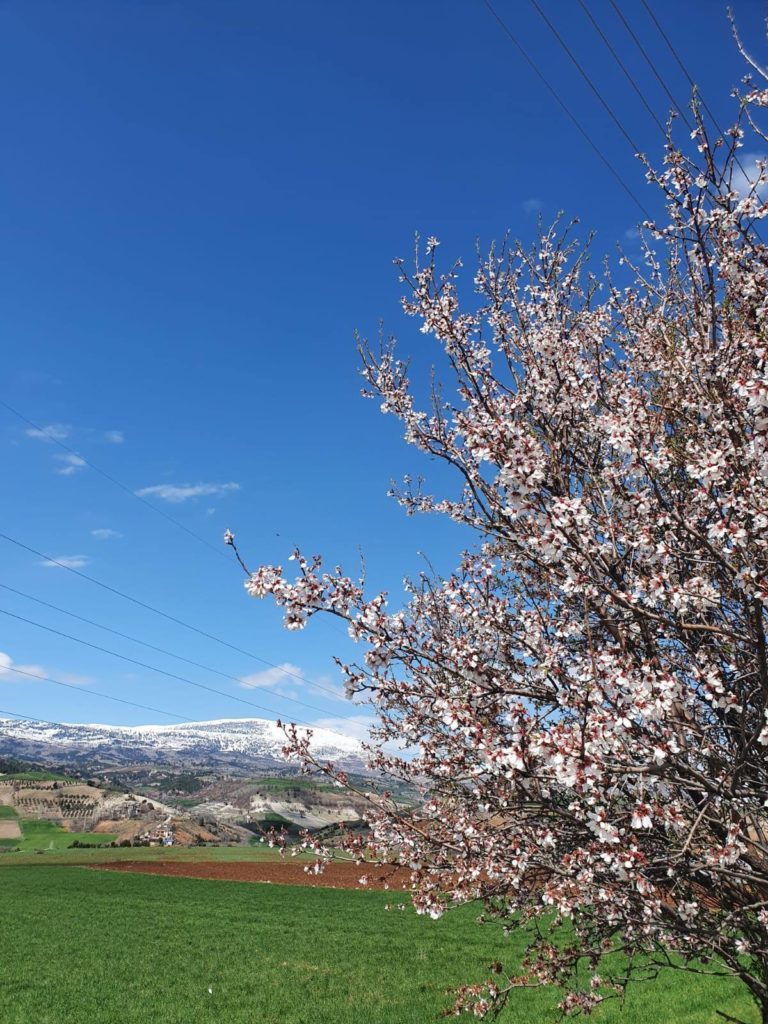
[{"x1": 233, "y1": 66, "x2": 768, "y2": 1020}]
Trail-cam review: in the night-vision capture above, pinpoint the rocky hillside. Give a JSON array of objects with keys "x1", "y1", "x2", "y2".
[{"x1": 179, "y1": 776, "x2": 371, "y2": 829}]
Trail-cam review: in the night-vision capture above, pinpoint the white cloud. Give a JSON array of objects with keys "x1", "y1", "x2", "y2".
[
  {"x1": 91, "y1": 528, "x2": 121, "y2": 540},
  {"x1": 104, "y1": 430, "x2": 124, "y2": 444},
  {"x1": 522, "y1": 198, "x2": 543, "y2": 214},
  {"x1": 240, "y1": 662, "x2": 303, "y2": 690},
  {"x1": 240, "y1": 665, "x2": 350, "y2": 704},
  {"x1": 135, "y1": 482, "x2": 240, "y2": 503},
  {"x1": 732, "y1": 152, "x2": 767, "y2": 200},
  {"x1": 0, "y1": 652, "x2": 91, "y2": 686},
  {"x1": 56, "y1": 453, "x2": 86, "y2": 476},
  {"x1": 311, "y1": 714, "x2": 379, "y2": 744},
  {"x1": 624, "y1": 226, "x2": 641, "y2": 241},
  {"x1": 40, "y1": 554, "x2": 90, "y2": 569},
  {"x1": 0, "y1": 652, "x2": 46, "y2": 682},
  {"x1": 311, "y1": 712, "x2": 415, "y2": 758},
  {"x1": 26, "y1": 423, "x2": 70, "y2": 442}
]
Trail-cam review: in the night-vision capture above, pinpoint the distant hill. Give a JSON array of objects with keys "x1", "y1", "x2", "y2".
[
  {"x1": 0, "y1": 717, "x2": 366, "y2": 775},
  {"x1": 178, "y1": 774, "x2": 371, "y2": 830}
]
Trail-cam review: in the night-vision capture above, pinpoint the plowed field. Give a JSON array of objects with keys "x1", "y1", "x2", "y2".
[{"x1": 94, "y1": 859, "x2": 412, "y2": 889}]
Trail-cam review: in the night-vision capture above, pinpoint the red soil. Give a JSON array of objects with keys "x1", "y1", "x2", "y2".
[{"x1": 93, "y1": 859, "x2": 413, "y2": 890}]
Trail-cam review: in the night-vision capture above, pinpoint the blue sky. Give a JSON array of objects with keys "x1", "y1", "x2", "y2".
[{"x1": 0, "y1": 0, "x2": 764, "y2": 738}]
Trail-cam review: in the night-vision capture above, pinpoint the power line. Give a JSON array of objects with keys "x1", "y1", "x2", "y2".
[
  {"x1": 6, "y1": 665, "x2": 193, "y2": 723},
  {"x1": 0, "y1": 708, "x2": 64, "y2": 727},
  {"x1": 0, "y1": 398, "x2": 230, "y2": 564},
  {"x1": 576, "y1": 0, "x2": 666, "y2": 138},
  {"x1": 0, "y1": 581, "x2": 348, "y2": 710},
  {"x1": 1, "y1": 399, "x2": 351, "y2": 648},
  {"x1": 639, "y1": 0, "x2": 766, "y2": 203},
  {"x1": 621, "y1": 1, "x2": 765, "y2": 245},
  {"x1": 0, "y1": 605, "x2": 354, "y2": 733},
  {"x1": 527, "y1": 0, "x2": 644, "y2": 157},
  {"x1": 639, "y1": 0, "x2": 710, "y2": 107},
  {"x1": 0, "y1": 530, "x2": 346, "y2": 703},
  {"x1": 481, "y1": 0, "x2": 652, "y2": 218},
  {"x1": 606, "y1": 0, "x2": 693, "y2": 132}
]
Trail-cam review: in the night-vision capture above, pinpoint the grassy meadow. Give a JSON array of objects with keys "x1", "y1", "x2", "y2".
[
  {"x1": 252, "y1": 776, "x2": 339, "y2": 792},
  {"x1": 0, "y1": 842, "x2": 301, "y2": 865},
  {"x1": 2, "y1": 770, "x2": 76, "y2": 781},
  {"x1": 0, "y1": 863, "x2": 758, "y2": 1024},
  {"x1": 0, "y1": 818, "x2": 118, "y2": 852}
]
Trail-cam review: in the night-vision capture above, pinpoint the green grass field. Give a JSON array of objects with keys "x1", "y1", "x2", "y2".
[
  {"x1": 0, "y1": 840, "x2": 306, "y2": 865},
  {"x1": 0, "y1": 864, "x2": 757, "y2": 1024},
  {"x1": 0, "y1": 819, "x2": 118, "y2": 853},
  {"x1": 0, "y1": 805, "x2": 19, "y2": 818},
  {"x1": 2, "y1": 770, "x2": 76, "y2": 781},
  {"x1": 252, "y1": 776, "x2": 338, "y2": 792}
]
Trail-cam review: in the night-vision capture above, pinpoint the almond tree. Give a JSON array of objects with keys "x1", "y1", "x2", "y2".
[{"x1": 232, "y1": 64, "x2": 768, "y2": 1020}]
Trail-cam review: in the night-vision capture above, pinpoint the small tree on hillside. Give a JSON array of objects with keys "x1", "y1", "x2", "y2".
[{"x1": 232, "y1": 54, "x2": 768, "y2": 1021}]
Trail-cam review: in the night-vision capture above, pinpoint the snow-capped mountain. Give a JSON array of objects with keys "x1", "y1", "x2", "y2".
[{"x1": 0, "y1": 717, "x2": 366, "y2": 773}]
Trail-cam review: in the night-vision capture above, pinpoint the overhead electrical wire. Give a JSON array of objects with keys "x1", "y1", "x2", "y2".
[
  {"x1": 606, "y1": 0, "x2": 693, "y2": 131},
  {"x1": 6, "y1": 664, "x2": 193, "y2": 723},
  {"x1": 0, "y1": 530, "x2": 346, "y2": 703},
  {"x1": 0, "y1": 606, "x2": 355, "y2": 735},
  {"x1": 576, "y1": 0, "x2": 666, "y2": 138},
  {"x1": 639, "y1": 0, "x2": 720, "y2": 118},
  {"x1": 0, "y1": 581, "x2": 348, "y2": 713},
  {"x1": 481, "y1": 0, "x2": 652, "y2": 218},
  {"x1": 639, "y1": 0, "x2": 766, "y2": 210},
  {"x1": 486, "y1": 1, "x2": 763, "y2": 244},
  {"x1": 0, "y1": 707, "x2": 67, "y2": 727},
  {"x1": 527, "y1": 0, "x2": 645, "y2": 157},
  {"x1": 0, "y1": 398, "x2": 230, "y2": 565},
  {"x1": 0, "y1": 398, "x2": 352, "y2": 648},
  {"x1": 608, "y1": 0, "x2": 764, "y2": 244}
]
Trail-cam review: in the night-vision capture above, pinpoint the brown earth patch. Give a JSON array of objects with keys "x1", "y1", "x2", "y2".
[
  {"x1": 0, "y1": 821, "x2": 21, "y2": 839},
  {"x1": 92, "y1": 859, "x2": 412, "y2": 890},
  {"x1": 92, "y1": 820, "x2": 131, "y2": 835},
  {"x1": 95, "y1": 820, "x2": 140, "y2": 837}
]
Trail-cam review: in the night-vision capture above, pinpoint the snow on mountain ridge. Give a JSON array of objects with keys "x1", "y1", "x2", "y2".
[{"x1": 0, "y1": 716, "x2": 364, "y2": 768}]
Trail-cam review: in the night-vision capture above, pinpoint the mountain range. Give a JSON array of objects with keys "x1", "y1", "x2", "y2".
[{"x1": 0, "y1": 717, "x2": 365, "y2": 774}]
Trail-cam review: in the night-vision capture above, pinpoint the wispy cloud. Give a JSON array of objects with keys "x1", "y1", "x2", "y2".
[
  {"x1": 40, "y1": 554, "x2": 90, "y2": 569},
  {"x1": 0, "y1": 651, "x2": 46, "y2": 682},
  {"x1": 310, "y1": 712, "x2": 414, "y2": 757},
  {"x1": 732, "y1": 152, "x2": 767, "y2": 200},
  {"x1": 522, "y1": 198, "x2": 543, "y2": 215},
  {"x1": 240, "y1": 662, "x2": 303, "y2": 690},
  {"x1": 91, "y1": 528, "x2": 121, "y2": 540},
  {"x1": 56, "y1": 453, "x2": 86, "y2": 476},
  {"x1": 624, "y1": 226, "x2": 641, "y2": 241},
  {"x1": 135, "y1": 482, "x2": 240, "y2": 503},
  {"x1": 311, "y1": 714, "x2": 378, "y2": 744},
  {"x1": 104, "y1": 430, "x2": 124, "y2": 444},
  {"x1": 26, "y1": 423, "x2": 70, "y2": 442},
  {"x1": 0, "y1": 651, "x2": 91, "y2": 686},
  {"x1": 240, "y1": 664, "x2": 349, "y2": 704}
]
